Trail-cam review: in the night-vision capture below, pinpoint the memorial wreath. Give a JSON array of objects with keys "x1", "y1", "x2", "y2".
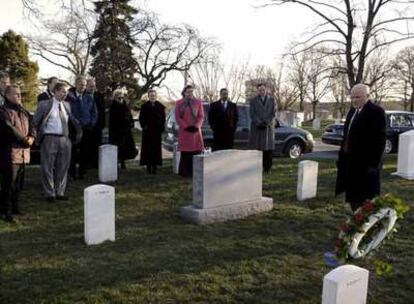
[{"x1": 325, "y1": 194, "x2": 409, "y2": 267}]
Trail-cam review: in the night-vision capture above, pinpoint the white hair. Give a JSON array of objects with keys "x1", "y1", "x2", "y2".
[{"x1": 351, "y1": 83, "x2": 370, "y2": 96}]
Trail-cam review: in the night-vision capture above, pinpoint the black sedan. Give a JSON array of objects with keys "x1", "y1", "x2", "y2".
[
  {"x1": 163, "y1": 104, "x2": 315, "y2": 159},
  {"x1": 321, "y1": 110, "x2": 414, "y2": 153}
]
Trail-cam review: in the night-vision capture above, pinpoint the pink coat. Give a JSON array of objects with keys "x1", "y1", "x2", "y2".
[{"x1": 175, "y1": 98, "x2": 205, "y2": 152}]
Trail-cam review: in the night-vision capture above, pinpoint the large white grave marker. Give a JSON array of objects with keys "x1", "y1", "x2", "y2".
[
  {"x1": 181, "y1": 150, "x2": 273, "y2": 224},
  {"x1": 322, "y1": 265, "x2": 369, "y2": 304},
  {"x1": 99, "y1": 144, "x2": 118, "y2": 182},
  {"x1": 84, "y1": 184, "x2": 115, "y2": 245}
]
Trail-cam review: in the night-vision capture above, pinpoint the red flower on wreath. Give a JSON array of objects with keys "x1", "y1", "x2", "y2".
[
  {"x1": 362, "y1": 201, "x2": 375, "y2": 212},
  {"x1": 335, "y1": 238, "x2": 344, "y2": 248},
  {"x1": 341, "y1": 223, "x2": 352, "y2": 233},
  {"x1": 355, "y1": 212, "x2": 365, "y2": 223}
]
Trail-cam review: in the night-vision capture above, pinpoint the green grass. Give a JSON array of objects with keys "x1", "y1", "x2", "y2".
[
  {"x1": 301, "y1": 120, "x2": 335, "y2": 139},
  {"x1": 0, "y1": 156, "x2": 413, "y2": 303},
  {"x1": 131, "y1": 129, "x2": 142, "y2": 145}
]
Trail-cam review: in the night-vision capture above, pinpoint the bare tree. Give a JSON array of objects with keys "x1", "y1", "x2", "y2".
[
  {"x1": 329, "y1": 56, "x2": 349, "y2": 118},
  {"x1": 287, "y1": 51, "x2": 310, "y2": 111},
  {"x1": 189, "y1": 55, "x2": 222, "y2": 102},
  {"x1": 363, "y1": 48, "x2": 393, "y2": 104},
  {"x1": 189, "y1": 56, "x2": 250, "y2": 103},
  {"x1": 306, "y1": 48, "x2": 332, "y2": 119},
  {"x1": 392, "y1": 45, "x2": 414, "y2": 111},
  {"x1": 26, "y1": 1, "x2": 95, "y2": 78},
  {"x1": 131, "y1": 11, "x2": 218, "y2": 99},
  {"x1": 262, "y1": 0, "x2": 414, "y2": 88},
  {"x1": 222, "y1": 60, "x2": 250, "y2": 103}
]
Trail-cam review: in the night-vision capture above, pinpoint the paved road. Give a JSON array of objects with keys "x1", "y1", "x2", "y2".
[
  {"x1": 303, "y1": 140, "x2": 339, "y2": 160},
  {"x1": 159, "y1": 140, "x2": 340, "y2": 160}
]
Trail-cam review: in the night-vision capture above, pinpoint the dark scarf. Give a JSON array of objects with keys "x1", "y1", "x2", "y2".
[{"x1": 178, "y1": 98, "x2": 197, "y2": 120}]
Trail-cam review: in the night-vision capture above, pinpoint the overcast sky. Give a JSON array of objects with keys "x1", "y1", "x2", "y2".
[{"x1": 0, "y1": 0, "x2": 317, "y2": 96}]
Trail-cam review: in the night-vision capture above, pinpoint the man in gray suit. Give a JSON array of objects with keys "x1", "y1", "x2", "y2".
[
  {"x1": 248, "y1": 83, "x2": 276, "y2": 173},
  {"x1": 32, "y1": 82, "x2": 82, "y2": 202}
]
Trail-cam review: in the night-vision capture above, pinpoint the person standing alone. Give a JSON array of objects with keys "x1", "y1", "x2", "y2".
[
  {"x1": 248, "y1": 83, "x2": 276, "y2": 173},
  {"x1": 139, "y1": 89, "x2": 166, "y2": 174},
  {"x1": 208, "y1": 88, "x2": 238, "y2": 151}
]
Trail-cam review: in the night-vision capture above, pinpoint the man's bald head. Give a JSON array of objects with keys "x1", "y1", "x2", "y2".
[{"x1": 350, "y1": 83, "x2": 370, "y2": 109}]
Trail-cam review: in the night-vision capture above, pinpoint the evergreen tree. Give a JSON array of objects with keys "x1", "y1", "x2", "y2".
[
  {"x1": 89, "y1": 0, "x2": 139, "y2": 96},
  {"x1": 0, "y1": 30, "x2": 39, "y2": 109}
]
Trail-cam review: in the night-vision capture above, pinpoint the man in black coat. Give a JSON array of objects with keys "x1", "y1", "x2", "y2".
[
  {"x1": 139, "y1": 89, "x2": 165, "y2": 174},
  {"x1": 86, "y1": 79, "x2": 106, "y2": 168},
  {"x1": 335, "y1": 84, "x2": 386, "y2": 212},
  {"x1": 208, "y1": 88, "x2": 239, "y2": 151},
  {"x1": 37, "y1": 76, "x2": 58, "y2": 102}
]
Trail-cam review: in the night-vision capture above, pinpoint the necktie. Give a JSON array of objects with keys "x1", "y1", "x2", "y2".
[
  {"x1": 59, "y1": 103, "x2": 69, "y2": 137},
  {"x1": 343, "y1": 109, "x2": 359, "y2": 152},
  {"x1": 348, "y1": 109, "x2": 359, "y2": 133}
]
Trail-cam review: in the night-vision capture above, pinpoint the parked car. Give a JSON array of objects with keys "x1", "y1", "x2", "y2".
[
  {"x1": 163, "y1": 104, "x2": 315, "y2": 159},
  {"x1": 321, "y1": 110, "x2": 414, "y2": 153}
]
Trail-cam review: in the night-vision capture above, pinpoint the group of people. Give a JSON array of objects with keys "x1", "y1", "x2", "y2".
[
  {"x1": 0, "y1": 67, "x2": 386, "y2": 225},
  {"x1": 175, "y1": 83, "x2": 277, "y2": 177},
  {"x1": 0, "y1": 72, "x2": 166, "y2": 222},
  {"x1": 166, "y1": 82, "x2": 387, "y2": 216}
]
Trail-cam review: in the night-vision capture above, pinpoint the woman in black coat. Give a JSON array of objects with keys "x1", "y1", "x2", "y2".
[
  {"x1": 139, "y1": 89, "x2": 166, "y2": 174},
  {"x1": 109, "y1": 90, "x2": 137, "y2": 169}
]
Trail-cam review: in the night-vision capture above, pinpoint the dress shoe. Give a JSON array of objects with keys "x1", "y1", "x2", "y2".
[
  {"x1": 3, "y1": 214, "x2": 16, "y2": 223},
  {"x1": 56, "y1": 195, "x2": 69, "y2": 201},
  {"x1": 45, "y1": 196, "x2": 55, "y2": 202}
]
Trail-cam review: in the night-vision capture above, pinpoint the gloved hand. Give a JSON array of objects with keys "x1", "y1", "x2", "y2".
[{"x1": 185, "y1": 126, "x2": 198, "y2": 132}]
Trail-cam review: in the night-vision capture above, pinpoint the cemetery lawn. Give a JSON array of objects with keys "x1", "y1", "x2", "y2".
[
  {"x1": 1, "y1": 156, "x2": 413, "y2": 303},
  {"x1": 301, "y1": 120, "x2": 334, "y2": 138}
]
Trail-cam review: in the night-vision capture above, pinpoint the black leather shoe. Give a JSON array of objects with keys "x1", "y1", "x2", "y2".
[
  {"x1": 45, "y1": 196, "x2": 55, "y2": 202},
  {"x1": 4, "y1": 214, "x2": 15, "y2": 223},
  {"x1": 56, "y1": 195, "x2": 69, "y2": 201}
]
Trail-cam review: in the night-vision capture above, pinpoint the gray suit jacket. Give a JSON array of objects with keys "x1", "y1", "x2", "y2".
[
  {"x1": 248, "y1": 95, "x2": 276, "y2": 150},
  {"x1": 32, "y1": 99, "x2": 82, "y2": 144}
]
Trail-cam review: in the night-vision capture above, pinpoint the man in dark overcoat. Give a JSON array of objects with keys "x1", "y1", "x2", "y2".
[
  {"x1": 139, "y1": 89, "x2": 166, "y2": 174},
  {"x1": 335, "y1": 83, "x2": 386, "y2": 211},
  {"x1": 208, "y1": 88, "x2": 239, "y2": 151},
  {"x1": 248, "y1": 83, "x2": 276, "y2": 173}
]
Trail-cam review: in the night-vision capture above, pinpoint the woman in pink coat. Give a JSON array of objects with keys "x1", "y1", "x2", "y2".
[{"x1": 175, "y1": 85, "x2": 204, "y2": 177}]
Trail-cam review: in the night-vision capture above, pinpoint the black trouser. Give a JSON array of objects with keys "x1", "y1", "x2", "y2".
[
  {"x1": 69, "y1": 126, "x2": 93, "y2": 178},
  {"x1": 91, "y1": 127, "x2": 103, "y2": 168},
  {"x1": 179, "y1": 151, "x2": 201, "y2": 178},
  {"x1": 0, "y1": 164, "x2": 25, "y2": 216},
  {"x1": 146, "y1": 165, "x2": 157, "y2": 174},
  {"x1": 263, "y1": 150, "x2": 273, "y2": 173}
]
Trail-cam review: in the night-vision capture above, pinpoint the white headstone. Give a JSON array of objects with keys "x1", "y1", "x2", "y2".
[
  {"x1": 297, "y1": 160, "x2": 318, "y2": 201},
  {"x1": 173, "y1": 143, "x2": 181, "y2": 174},
  {"x1": 313, "y1": 118, "x2": 321, "y2": 130},
  {"x1": 296, "y1": 112, "x2": 305, "y2": 124},
  {"x1": 84, "y1": 184, "x2": 115, "y2": 245},
  {"x1": 334, "y1": 119, "x2": 341, "y2": 124},
  {"x1": 99, "y1": 144, "x2": 118, "y2": 182},
  {"x1": 181, "y1": 150, "x2": 273, "y2": 224},
  {"x1": 393, "y1": 130, "x2": 414, "y2": 180},
  {"x1": 322, "y1": 265, "x2": 369, "y2": 304}
]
